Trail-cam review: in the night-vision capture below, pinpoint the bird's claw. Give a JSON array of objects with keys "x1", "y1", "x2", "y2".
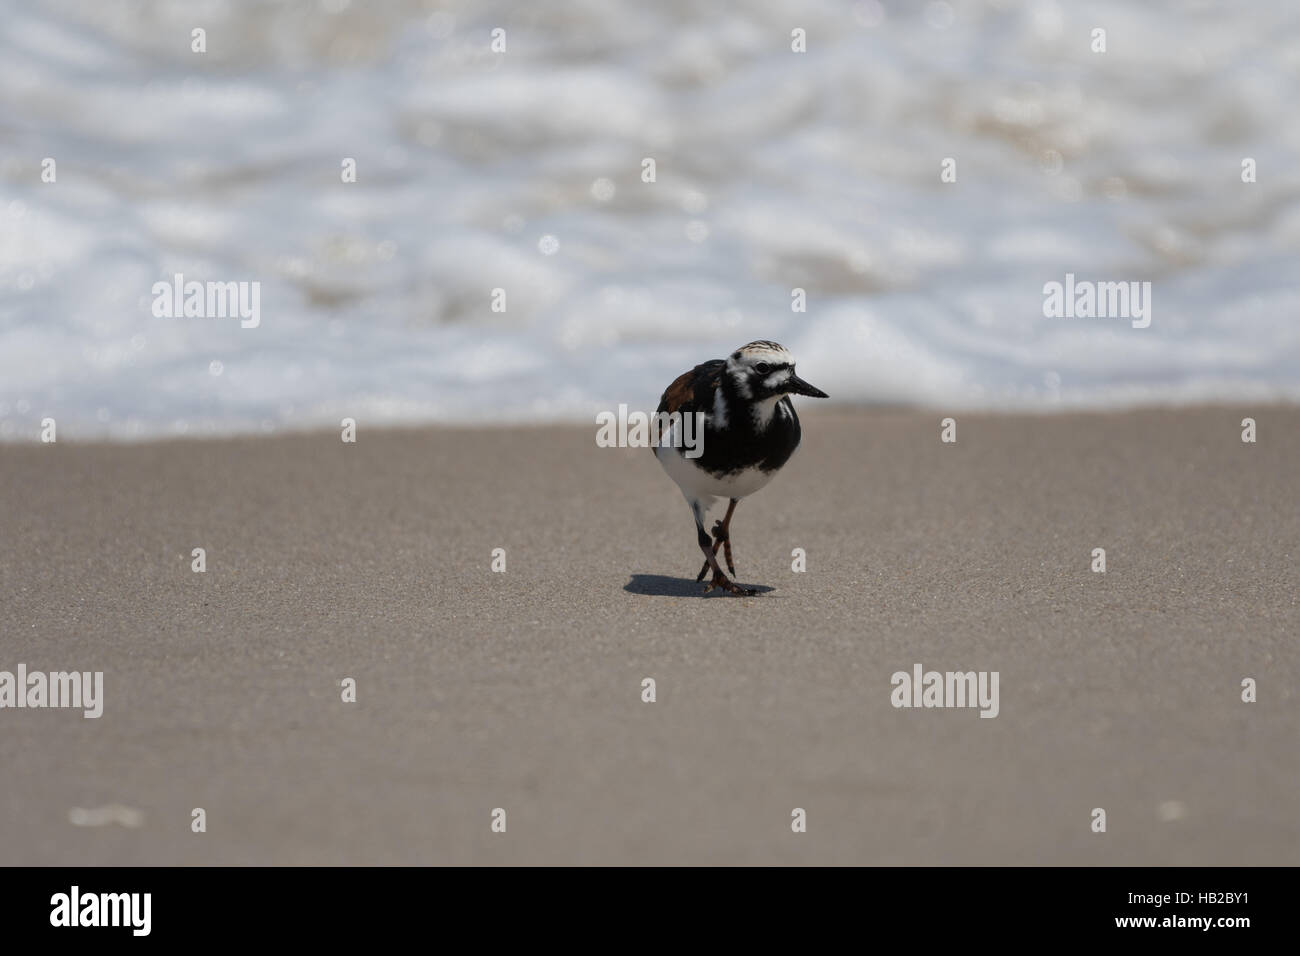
[{"x1": 703, "y1": 574, "x2": 758, "y2": 596}]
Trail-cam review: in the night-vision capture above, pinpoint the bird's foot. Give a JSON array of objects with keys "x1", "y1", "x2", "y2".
[{"x1": 703, "y1": 572, "x2": 759, "y2": 596}]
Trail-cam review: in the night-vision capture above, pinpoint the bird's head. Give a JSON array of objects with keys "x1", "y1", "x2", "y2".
[{"x1": 724, "y1": 340, "x2": 828, "y2": 401}]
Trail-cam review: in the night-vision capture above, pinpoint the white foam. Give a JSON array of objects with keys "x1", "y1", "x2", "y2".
[{"x1": 1, "y1": 0, "x2": 1297, "y2": 441}]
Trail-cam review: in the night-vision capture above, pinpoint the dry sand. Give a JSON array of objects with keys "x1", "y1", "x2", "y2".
[{"x1": 0, "y1": 407, "x2": 1296, "y2": 865}]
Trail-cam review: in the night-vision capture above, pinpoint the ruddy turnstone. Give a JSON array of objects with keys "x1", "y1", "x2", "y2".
[{"x1": 654, "y1": 340, "x2": 828, "y2": 595}]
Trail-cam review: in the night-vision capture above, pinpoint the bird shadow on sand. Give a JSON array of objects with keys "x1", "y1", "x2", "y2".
[{"x1": 625, "y1": 574, "x2": 777, "y2": 598}]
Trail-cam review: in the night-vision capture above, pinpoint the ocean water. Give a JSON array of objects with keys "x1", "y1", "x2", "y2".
[{"x1": 1, "y1": 0, "x2": 1299, "y2": 440}]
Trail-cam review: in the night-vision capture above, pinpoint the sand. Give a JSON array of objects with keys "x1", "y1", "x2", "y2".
[{"x1": 0, "y1": 407, "x2": 1296, "y2": 865}]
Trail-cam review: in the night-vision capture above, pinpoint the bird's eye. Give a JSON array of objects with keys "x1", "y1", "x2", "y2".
[{"x1": 755, "y1": 362, "x2": 771, "y2": 374}]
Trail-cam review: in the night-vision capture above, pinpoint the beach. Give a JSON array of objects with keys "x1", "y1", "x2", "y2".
[{"x1": 1, "y1": 406, "x2": 1295, "y2": 865}]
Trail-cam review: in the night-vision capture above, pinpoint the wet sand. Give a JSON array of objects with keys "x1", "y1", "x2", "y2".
[{"x1": 0, "y1": 407, "x2": 1296, "y2": 864}]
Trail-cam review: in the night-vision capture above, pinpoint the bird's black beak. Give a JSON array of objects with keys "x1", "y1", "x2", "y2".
[{"x1": 786, "y1": 375, "x2": 829, "y2": 399}]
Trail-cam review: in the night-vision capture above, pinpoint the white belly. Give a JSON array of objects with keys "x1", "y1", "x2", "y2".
[{"x1": 655, "y1": 445, "x2": 782, "y2": 505}]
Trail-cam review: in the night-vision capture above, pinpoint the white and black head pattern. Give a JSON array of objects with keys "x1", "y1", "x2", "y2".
[{"x1": 725, "y1": 341, "x2": 798, "y2": 401}]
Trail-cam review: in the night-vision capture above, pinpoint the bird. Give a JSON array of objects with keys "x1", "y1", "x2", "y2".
[{"x1": 653, "y1": 340, "x2": 828, "y2": 595}]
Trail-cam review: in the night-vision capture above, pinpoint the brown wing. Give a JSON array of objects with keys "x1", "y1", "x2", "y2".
[
  {"x1": 657, "y1": 359, "x2": 724, "y2": 416},
  {"x1": 658, "y1": 370, "x2": 697, "y2": 416}
]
